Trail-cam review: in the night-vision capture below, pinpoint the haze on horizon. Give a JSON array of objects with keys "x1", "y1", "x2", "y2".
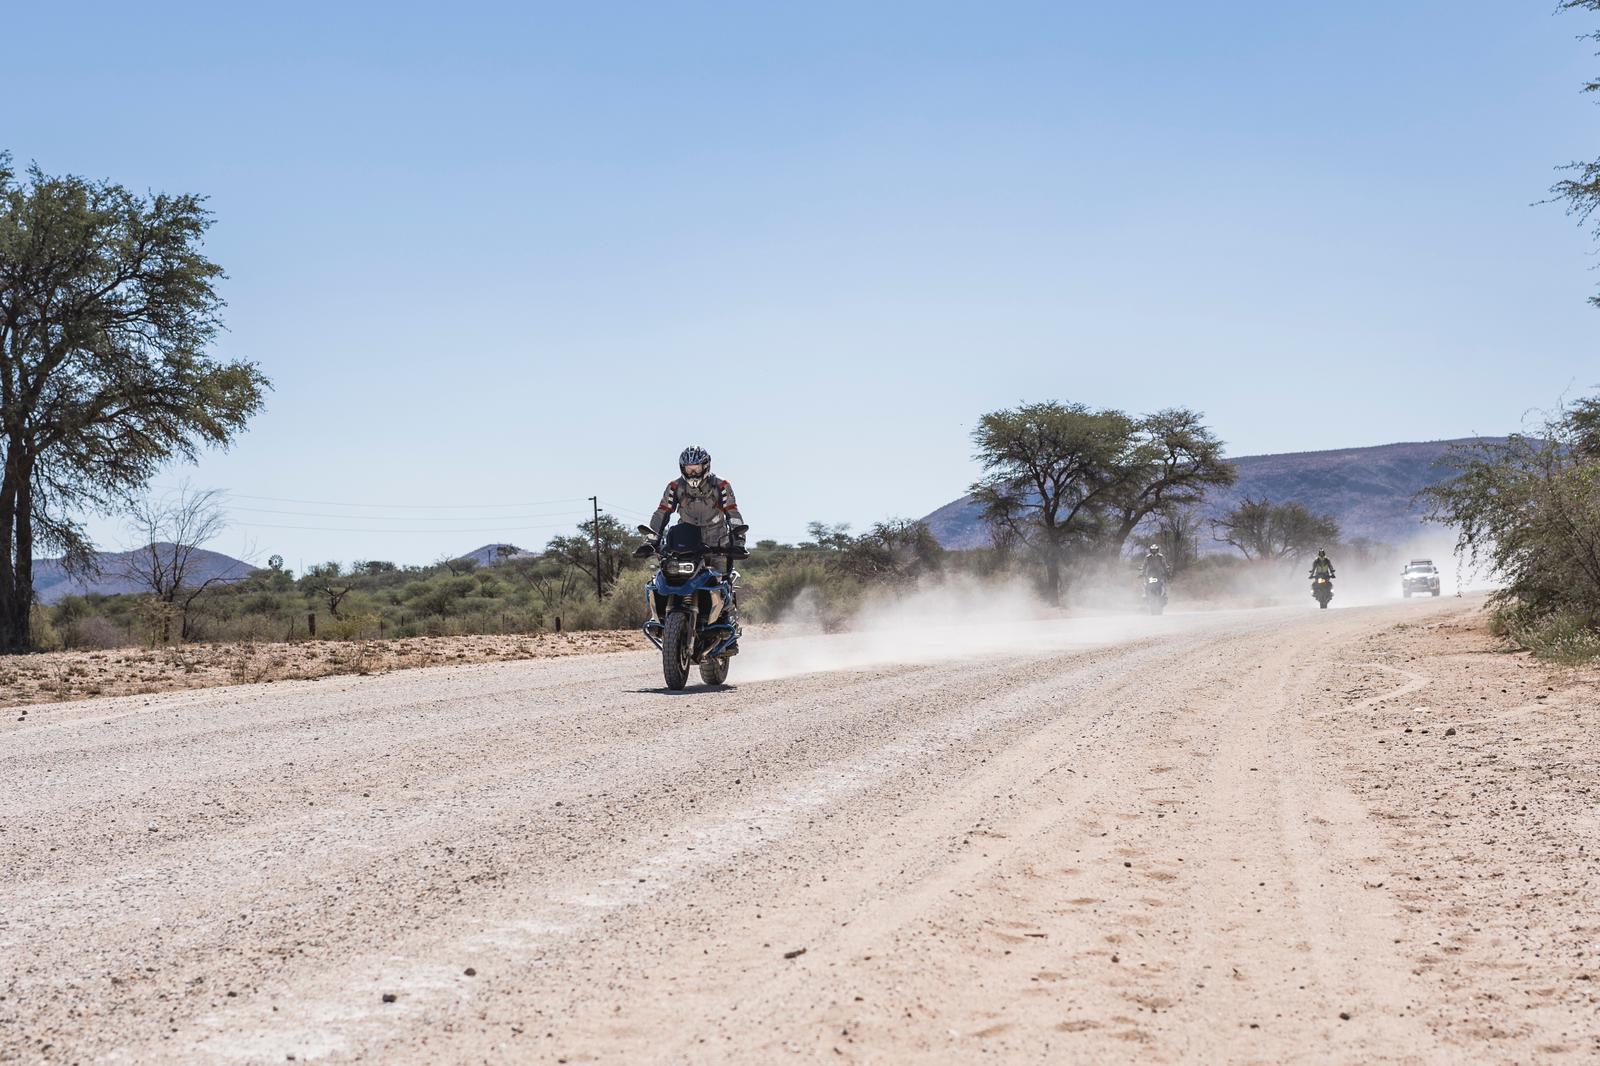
[{"x1": 6, "y1": 1, "x2": 1597, "y2": 565}]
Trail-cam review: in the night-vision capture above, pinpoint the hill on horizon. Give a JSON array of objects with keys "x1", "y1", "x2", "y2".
[
  {"x1": 456, "y1": 543, "x2": 537, "y2": 567},
  {"x1": 920, "y1": 437, "x2": 1497, "y2": 552},
  {"x1": 33, "y1": 545, "x2": 258, "y2": 605}
]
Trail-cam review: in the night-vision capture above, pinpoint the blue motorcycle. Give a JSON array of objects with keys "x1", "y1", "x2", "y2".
[{"x1": 635, "y1": 522, "x2": 748, "y2": 690}]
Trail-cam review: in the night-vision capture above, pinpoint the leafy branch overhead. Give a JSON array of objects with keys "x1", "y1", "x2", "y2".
[{"x1": 1552, "y1": 1, "x2": 1600, "y2": 306}]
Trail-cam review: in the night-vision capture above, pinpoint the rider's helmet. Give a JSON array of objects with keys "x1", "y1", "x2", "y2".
[
  {"x1": 1148, "y1": 544, "x2": 1161, "y2": 554},
  {"x1": 679, "y1": 445, "x2": 711, "y2": 487},
  {"x1": 1317, "y1": 549, "x2": 1327, "y2": 558}
]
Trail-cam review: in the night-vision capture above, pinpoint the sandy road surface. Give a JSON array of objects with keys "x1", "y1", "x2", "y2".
[{"x1": 3, "y1": 598, "x2": 1596, "y2": 1064}]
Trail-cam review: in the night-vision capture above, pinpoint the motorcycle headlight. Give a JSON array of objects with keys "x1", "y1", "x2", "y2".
[{"x1": 670, "y1": 561, "x2": 697, "y2": 576}]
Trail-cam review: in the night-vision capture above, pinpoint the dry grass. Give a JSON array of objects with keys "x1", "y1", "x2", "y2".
[{"x1": 0, "y1": 630, "x2": 647, "y2": 712}]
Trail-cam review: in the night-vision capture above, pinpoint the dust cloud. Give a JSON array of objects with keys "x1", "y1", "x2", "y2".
[
  {"x1": 734, "y1": 531, "x2": 1491, "y2": 683},
  {"x1": 737, "y1": 575, "x2": 1227, "y2": 683}
]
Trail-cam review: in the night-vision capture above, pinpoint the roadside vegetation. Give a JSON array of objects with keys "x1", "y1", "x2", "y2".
[
  {"x1": 1424, "y1": 393, "x2": 1600, "y2": 662},
  {"x1": 28, "y1": 513, "x2": 962, "y2": 649}
]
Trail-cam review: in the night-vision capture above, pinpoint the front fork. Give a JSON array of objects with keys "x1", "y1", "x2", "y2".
[
  {"x1": 641, "y1": 575, "x2": 742, "y2": 658},
  {"x1": 643, "y1": 595, "x2": 695, "y2": 651}
]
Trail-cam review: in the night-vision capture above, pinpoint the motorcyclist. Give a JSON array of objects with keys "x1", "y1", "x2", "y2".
[
  {"x1": 647, "y1": 446, "x2": 746, "y2": 553},
  {"x1": 1140, "y1": 544, "x2": 1170, "y2": 581},
  {"x1": 1309, "y1": 549, "x2": 1336, "y2": 580}
]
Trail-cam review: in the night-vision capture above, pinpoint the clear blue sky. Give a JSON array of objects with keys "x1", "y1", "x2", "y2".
[{"x1": 6, "y1": 1, "x2": 1598, "y2": 566}]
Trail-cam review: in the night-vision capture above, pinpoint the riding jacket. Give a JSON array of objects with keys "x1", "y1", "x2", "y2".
[{"x1": 649, "y1": 474, "x2": 745, "y2": 547}]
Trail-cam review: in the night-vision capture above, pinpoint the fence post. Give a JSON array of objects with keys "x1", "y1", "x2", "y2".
[{"x1": 307, "y1": 612, "x2": 317, "y2": 638}]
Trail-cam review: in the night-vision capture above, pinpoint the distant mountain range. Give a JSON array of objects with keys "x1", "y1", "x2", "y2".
[
  {"x1": 33, "y1": 544, "x2": 258, "y2": 605},
  {"x1": 31, "y1": 541, "x2": 542, "y2": 604},
  {"x1": 920, "y1": 437, "x2": 1497, "y2": 552}
]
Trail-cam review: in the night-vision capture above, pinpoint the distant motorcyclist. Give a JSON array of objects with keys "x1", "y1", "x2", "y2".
[
  {"x1": 1309, "y1": 549, "x2": 1336, "y2": 580},
  {"x1": 648, "y1": 445, "x2": 746, "y2": 552},
  {"x1": 1140, "y1": 544, "x2": 1170, "y2": 580}
]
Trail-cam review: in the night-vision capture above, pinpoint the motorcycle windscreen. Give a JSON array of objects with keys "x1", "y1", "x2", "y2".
[{"x1": 664, "y1": 523, "x2": 704, "y2": 555}]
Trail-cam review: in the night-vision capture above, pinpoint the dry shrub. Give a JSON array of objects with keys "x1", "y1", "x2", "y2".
[
  {"x1": 65, "y1": 615, "x2": 132, "y2": 650},
  {"x1": 329, "y1": 612, "x2": 379, "y2": 642},
  {"x1": 28, "y1": 606, "x2": 63, "y2": 651}
]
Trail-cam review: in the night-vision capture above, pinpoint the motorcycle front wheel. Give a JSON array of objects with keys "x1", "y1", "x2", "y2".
[{"x1": 662, "y1": 612, "x2": 692, "y2": 690}]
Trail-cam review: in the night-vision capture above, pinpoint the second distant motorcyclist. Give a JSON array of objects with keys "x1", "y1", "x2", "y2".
[
  {"x1": 1309, "y1": 549, "x2": 1336, "y2": 580},
  {"x1": 1140, "y1": 544, "x2": 1170, "y2": 580},
  {"x1": 648, "y1": 445, "x2": 746, "y2": 552}
]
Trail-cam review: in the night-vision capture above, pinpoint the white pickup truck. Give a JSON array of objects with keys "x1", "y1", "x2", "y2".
[{"x1": 1401, "y1": 559, "x2": 1441, "y2": 597}]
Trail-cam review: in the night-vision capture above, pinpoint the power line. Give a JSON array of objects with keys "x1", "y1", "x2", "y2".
[
  {"x1": 226, "y1": 519, "x2": 583, "y2": 534},
  {"x1": 225, "y1": 504, "x2": 590, "y2": 522},
  {"x1": 600, "y1": 499, "x2": 654, "y2": 519},
  {"x1": 151, "y1": 484, "x2": 592, "y2": 510}
]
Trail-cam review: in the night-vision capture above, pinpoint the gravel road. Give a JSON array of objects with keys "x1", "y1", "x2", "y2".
[{"x1": 4, "y1": 597, "x2": 1595, "y2": 1064}]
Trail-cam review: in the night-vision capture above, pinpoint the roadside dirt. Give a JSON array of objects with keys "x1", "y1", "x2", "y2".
[
  {"x1": 2, "y1": 598, "x2": 1595, "y2": 1064},
  {"x1": 0, "y1": 630, "x2": 646, "y2": 713},
  {"x1": 1317, "y1": 612, "x2": 1600, "y2": 1058}
]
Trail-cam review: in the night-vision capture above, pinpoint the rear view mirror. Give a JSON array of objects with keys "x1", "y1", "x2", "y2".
[
  {"x1": 730, "y1": 524, "x2": 750, "y2": 536},
  {"x1": 637, "y1": 524, "x2": 654, "y2": 536}
]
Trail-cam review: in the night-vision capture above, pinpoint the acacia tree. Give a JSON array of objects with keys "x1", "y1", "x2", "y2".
[
  {"x1": 302, "y1": 562, "x2": 356, "y2": 619},
  {"x1": 1101, "y1": 408, "x2": 1237, "y2": 556},
  {"x1": 970, "y1": 402, "x2": 1142, "y2": 599},
  {"x1": 0, "y1": 156, "x2": 266, "y2": 651},
  {"x1": 1211, "y1": 496, "x2": 1339, "y2": 561},
  {"x1": 804, "y1": 521, "x2": 854, "y2": 552},
  {"x1": 546, "y1": 513, "x2": 633, "y2": 593},
  {"x1": 505, "y1": 556, "x2": 581, "y2": 614},
  {"x1": 838, "y1": 518, "x2": 944, "y2": 581},
  {"x1": 121, "y1": 484, "x2": 248, "y2": 641},
  {"x1": 1146, "y1": 503, "x2": 1203, "y2": 576}
]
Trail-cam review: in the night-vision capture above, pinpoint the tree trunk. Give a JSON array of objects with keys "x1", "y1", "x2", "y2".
[
  {"x1": 1042, "y1": 540, "x2": 1063, "y2": 602},
  {"x1": 0, "y1": 453, "x2": 33, "y2": 652}
]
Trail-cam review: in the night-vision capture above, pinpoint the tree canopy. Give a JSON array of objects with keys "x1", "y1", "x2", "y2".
[
  {"x1": 1211, "y1": 496, "x2": 1340, "y2": 561},
  {"x1": 969, "y1": 401, "x2": 1235, "y2": 597}
]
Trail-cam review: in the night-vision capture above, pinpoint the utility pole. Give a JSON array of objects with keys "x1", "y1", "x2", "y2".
[{"x1": 589, "y1": 495, "x2": 604, "y2": 601}]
